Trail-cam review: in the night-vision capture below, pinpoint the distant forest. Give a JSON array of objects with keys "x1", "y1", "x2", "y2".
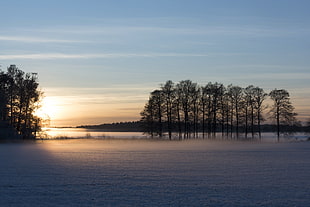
[{"x1": 77, "y1": 122, "x2": 142, "y2": 132}]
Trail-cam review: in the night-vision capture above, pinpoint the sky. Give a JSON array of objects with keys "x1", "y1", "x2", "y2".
[{"x1": 0, "y1": 0, "x2": 309, "y2": 126}]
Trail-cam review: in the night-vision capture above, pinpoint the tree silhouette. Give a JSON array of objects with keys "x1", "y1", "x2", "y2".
[
  {"x1": 176, "y1": 80, "x2": 199, "y2": 139},
  {"x1": 227, "y1": 85, "x2": 243, "y2": 138},
  {"x1": 161, "y1": 80, "x2": 175, "y2": 140},
  {"x1": 244, "y1": 85, "x2": 254, "y2": 138},
  {"x1": 200, "y1": 84, "x2": 209, "y2": 138},
  {"x1": 252, "y1": 86, "x2": 267, "y2": 139},
  {"x1": 269, "y1": 89, "x2": 297, "y2": 141},
  {"x1": 0, "y1": 65, "x2": 42, "y2": 139},
  {"x1": 0, "y1": 71, "x2": 9, "y2": 121},
  {"x1": 141, "y1": 80, "x2": 298, "y2": 140},
  {"x1": 140, "y1": 100, "x2": 155, "y2": 137},
  {"x1": 306, "y1": 118, "x2": 310, "y2": 133},
  {"x1": 140, "y1": 90, "x2": 163, "y2": 137}
]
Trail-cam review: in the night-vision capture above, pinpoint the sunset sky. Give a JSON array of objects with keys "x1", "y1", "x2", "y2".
[{"x1": 1, "y1": 0, "x2": 309, "y2": 126}]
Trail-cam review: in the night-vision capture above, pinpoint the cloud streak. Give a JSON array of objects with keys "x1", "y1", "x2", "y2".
[
  {"x1": 23, "y1": 24, "x2": 310, "y2": 38},
  {"x1": 0, "y1": 53, "x2": 208, "y2": 60},
  {"x1": 0, "y1": 35, "x2": 87, "y2": 43}
]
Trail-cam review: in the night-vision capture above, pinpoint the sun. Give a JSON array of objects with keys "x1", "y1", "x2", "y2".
[{"x1": 35, "y1": 96, "x2": 61, "y2": 121}]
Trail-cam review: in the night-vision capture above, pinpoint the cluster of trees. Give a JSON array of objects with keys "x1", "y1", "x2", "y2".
[
  {"x1": 140, "y1": 80, "x2": 297, "y2": 140},
  {"x1": 0, "y1": 65, "x2": 42, "y2": 139}
]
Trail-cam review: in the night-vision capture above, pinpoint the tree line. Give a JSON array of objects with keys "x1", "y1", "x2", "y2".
[
  {"x1": 0, "y1": 65, "x2": 42, "y2": 139},
  {"x1": 140, "y1": 80, "x2": 298, "y2": 141},
  {"x1": 77, "y1": 121, "x2": 142, "y2": 132}
]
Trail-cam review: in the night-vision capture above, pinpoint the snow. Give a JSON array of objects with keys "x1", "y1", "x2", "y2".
[{"x1": 0, "y1": 139, "x2": 309, "y2": 206}]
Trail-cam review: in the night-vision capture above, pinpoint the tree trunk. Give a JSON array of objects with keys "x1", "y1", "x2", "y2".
[
  {"x1": 251, "y1": 105, "x2": 254, "y2": 138},
  {"x1": 245, "y1": 105, "x2": 248, "y2": 139},
  {"x1": 277, "y1": 106, "x2": 280, "y2": 142},
  {"x1": 257, "y1": 109, "x2": 261, "y2": 139}
]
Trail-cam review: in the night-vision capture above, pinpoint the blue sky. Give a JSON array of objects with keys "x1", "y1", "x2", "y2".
[{"x1": 1, "y1": 0, "x2": 309, "y2": 126}]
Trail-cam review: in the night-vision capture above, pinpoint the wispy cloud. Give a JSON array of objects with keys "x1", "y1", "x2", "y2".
[
  {"x1": 0, "y1": 35, "x2": 87, "y2": 43},
  {"x1": 23, "y1": 24, "x2": 310, "y2": 38},
  {"x1": 0, "y1": 53, "x2": 208, "y2": 60}
]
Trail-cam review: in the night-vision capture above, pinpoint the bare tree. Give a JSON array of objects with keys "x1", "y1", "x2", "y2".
[
  {"x1": 227, "y1": 85, "x2": 243, "y2": 138},
  {"x1": 140, "y1": 90, "x2": 164, "y2": 138},
  {"x1": 252, "y1": 86, "x2": 267, "y2": 139},
  {"x1": 140, "y1": 100, "x2": 155, "y2": 138},
  {"x1": 151, "y1": 90, "x2": 164, "y2": 137},
  {"x1": 200, "y1": 85, "x2": 209, "y2": 138},
  {"x1": 176, "y1": 80, "x2": 198, "y2": 139},
  {"x1": 244, "y1": 85, "x2": 256, "y2": 138},
  {"x1": 161, "y1": 80, "x2": 175, "y2": 140},
  {"x1": 175, "y1": 87, "x2": 183, "y2": 139},
  {"x1": 190, "y1": 86, "x2": 200, "y2": 138},
  {"x1": 269, "y1": 89, "x2": 297, "y2": 141},
  {"x1": 222, "y1": 91, "x2": 231, "y2": 136},
  {"x1": 218, "y1": 85, "x2": 227, "y2": 136}
]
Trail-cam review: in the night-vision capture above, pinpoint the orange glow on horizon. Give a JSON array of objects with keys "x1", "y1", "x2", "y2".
[{"x1": 35, "y1": 95, "x2": 143, "y2": 127}]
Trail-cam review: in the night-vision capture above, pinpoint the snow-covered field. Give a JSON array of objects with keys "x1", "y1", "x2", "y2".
[{"x1": 0, "y1": 139, "x2": 309, "y2": 207}]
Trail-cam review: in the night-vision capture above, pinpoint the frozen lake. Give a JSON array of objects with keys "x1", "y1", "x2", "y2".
[
  {"x1": 42, "y1": 127, "x2": 309, "y2": 142},
  {"x1": 0, "y1": 139, "x2": 309, "y2": 206},
  {"x1": 42, "y1": 127, "x2": 145, "y2": 139}
]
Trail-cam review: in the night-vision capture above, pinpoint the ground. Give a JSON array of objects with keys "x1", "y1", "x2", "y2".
[{"x1": 0, "y1": 139, "x2": 309, "y2": 206}]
